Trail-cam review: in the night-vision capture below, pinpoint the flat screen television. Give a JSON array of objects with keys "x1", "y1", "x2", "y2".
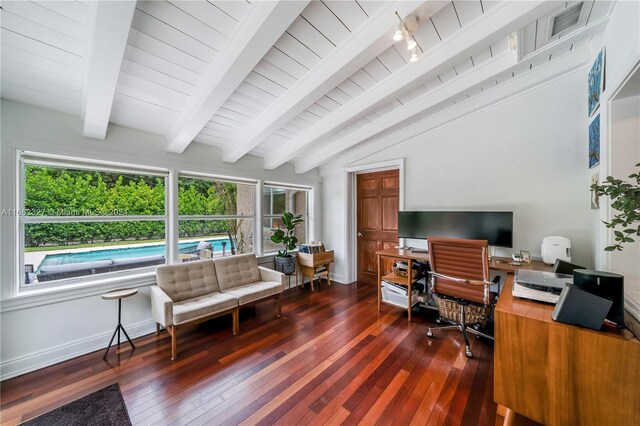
[{"x1": 398, "y1": 211, "x2": 514, "y2": 248}]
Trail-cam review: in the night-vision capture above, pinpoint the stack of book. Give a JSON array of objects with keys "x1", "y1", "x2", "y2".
[
  {"x1": 381, "y1": 280, "x2": 420, "y2": 308},
  {"x1": 299, "y1": 242, "x2": 325, "y2": 254}
]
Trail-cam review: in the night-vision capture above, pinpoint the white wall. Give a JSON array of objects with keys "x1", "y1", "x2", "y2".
[
  {"x1": 320, "y1": 171, "x2": 348, "y2": 283},
  {"x1": 0, "y1": 100, "x2": 320, "y2": 379},
  {"x1": 323, "y1": 69, "x2": 593, "y2": 283}
]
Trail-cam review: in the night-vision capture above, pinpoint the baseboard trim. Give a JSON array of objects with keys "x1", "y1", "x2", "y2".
[
  {"x1": 0, "y1": 319, "x2": 156, "y2": 381},
  {"x1": 330, "y1": 274, "x2": 346, "y2": 284}
]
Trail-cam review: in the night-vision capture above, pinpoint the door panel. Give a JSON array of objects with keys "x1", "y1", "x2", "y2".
[
  {"x1": 360, "y1": 177, "x2": 379, "y2": 192},
  {"x1": 382, "y1": 195, "x2": 399, "y2": 231},
  {"x1": 360, "y1": 240, "x2": 379, "y2": 276},
  {"x1": 361, "y1": 197, "x2": 381, "y2": 230},
  {"x1": 357, "y1": 169, "x2": 400, "y2": 285},
  {"x1": 382, "y1": 175, "x2": 399, "y2": 190}
]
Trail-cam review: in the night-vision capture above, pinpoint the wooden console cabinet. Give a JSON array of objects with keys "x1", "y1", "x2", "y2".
[
  {"x1": 495, "y1": 275, "x2": 640, "y2": 425},
  {"x1": 297, "y1": 250, "x2": 334, "y2": 291}
]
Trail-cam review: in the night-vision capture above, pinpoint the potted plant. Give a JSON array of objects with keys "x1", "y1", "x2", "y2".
[
  {"x1": 591, "y1": 163, "x2": 640, "y2": 251},
  {"x1": 270, "y1": 211, "x2": 304, "y2": 274}
]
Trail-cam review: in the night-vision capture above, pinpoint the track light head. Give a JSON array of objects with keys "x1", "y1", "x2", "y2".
[
  {"x1": 394, "y1": 12, "x2": 420, "y2": 62},
  {"x1": 393, "y1": 23, "x2": 404, "y2": 41}
]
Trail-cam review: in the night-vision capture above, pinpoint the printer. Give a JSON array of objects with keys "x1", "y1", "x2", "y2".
[{"x1": 513, "y1": 269, "x2": 573, "y2": 304}]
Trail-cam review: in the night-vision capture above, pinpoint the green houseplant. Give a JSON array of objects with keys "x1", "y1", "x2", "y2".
[
  {"x1": 591, "y1": 163, "x2": 640, "y2": 251},
  {"x1": 270, "y1": 211, "x2": 304, "y2": 274}
]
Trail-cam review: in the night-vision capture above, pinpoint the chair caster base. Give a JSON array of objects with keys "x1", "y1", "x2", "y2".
[
  {"x1": 465, "y1": 348, "x2": 473, "y2": 358},
  {"x1": 427, "y1": 329, "x2": 433, "y2": 337},
  {"x1": 435, "y1": 318, "x2": 442, "y2": 324}
]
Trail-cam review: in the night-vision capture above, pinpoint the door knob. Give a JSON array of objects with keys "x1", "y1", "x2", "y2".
[{"x1": 357, "y1": 232, "x2": 363, "y2": 237}]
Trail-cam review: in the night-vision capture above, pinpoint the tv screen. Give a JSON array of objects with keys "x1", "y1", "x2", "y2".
[{"x1": 398, "y1": 211, "x2": 513, "y2": 248}]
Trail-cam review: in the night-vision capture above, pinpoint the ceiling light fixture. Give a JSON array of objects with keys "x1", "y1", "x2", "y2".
[
  {"x1": 393, "y1": 23, "x2": 404, "y2": 41},
  {"x1": 394, "y1": 12, "x2": 420, "y2": 62},
  {"x1": 410, "y1": 47, "x2": 418, "y2": 62}
]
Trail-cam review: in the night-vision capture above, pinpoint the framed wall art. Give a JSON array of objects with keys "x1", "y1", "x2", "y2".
[
  {"x1": 588, "y1": 48, "x2": 605, "y2": 117},
  {"x1": 589, "y1": 113, "x2": 600, "y2": 169}
]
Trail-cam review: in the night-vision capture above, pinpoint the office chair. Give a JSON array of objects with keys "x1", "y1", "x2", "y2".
[{"x1": 426, "y1": 237, "x2": 498, "y2": 357}]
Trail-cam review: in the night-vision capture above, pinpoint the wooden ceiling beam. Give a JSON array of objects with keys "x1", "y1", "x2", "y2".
[
  {"x1": 165, "y1": 1, "x2": 309, "y2": 154},
  {"x1": 82, "y1": 1, "x2": 136, "y2": 139},
  {"x1": 221, "y1": 0, "x2": 436, "y2": 164},
  {"x1": 297, "y1": 16, "x2": 607, "y2": 174},
  {"x1": 264, "y1": 1, "x2": 562, "y2": 171},
  {"x1": 295, "y1": 52, "x2": 516, "y2": 173},
  {"x1": 316, "y1": 47, "x2": 591, "y2": 177}
]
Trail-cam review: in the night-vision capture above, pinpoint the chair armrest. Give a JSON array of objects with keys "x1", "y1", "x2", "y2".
[
  {"x1": 150, "y1": 286, "x2": 173, "y2": 327},
  {"x1": 259, "y1": 266, "x2": 284, "y2": 290},
  {"x1": 431, "y1": 272, "x2": 493, "y2": 287}
]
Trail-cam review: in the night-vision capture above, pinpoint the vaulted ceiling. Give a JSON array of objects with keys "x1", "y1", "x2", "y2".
[{"x1": 1, "y1": 1, "x2": 613, "y2": 173}]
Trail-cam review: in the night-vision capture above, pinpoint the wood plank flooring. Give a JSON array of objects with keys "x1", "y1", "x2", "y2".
[{"x1": 0, "y1": 283, "x2": 498, "y2": 425}]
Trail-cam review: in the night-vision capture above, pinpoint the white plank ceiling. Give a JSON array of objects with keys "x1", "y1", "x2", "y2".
[{"x1": 1, "y1": 0, "x2": 617, "y2": 173}]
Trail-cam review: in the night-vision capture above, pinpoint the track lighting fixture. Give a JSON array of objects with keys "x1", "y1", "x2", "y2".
[{"x1": 394, "y1": 12, "x2": 420, "y2": 62}]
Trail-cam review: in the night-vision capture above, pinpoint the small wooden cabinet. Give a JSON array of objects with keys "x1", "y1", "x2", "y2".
[
  {"x1": 297, "y1": 250, "x2": 334, "y2": 291},
  {"x1": 376, "y1": 248, "x2": 430, "y2": 322}
]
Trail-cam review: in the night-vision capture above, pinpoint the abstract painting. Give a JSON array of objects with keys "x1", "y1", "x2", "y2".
[
  {"x1": 589, "y1": 113, "x2": 600, "y2": 169},
  {"x1": 588, "y1": 48, "x2": 605, "y2": 117}
]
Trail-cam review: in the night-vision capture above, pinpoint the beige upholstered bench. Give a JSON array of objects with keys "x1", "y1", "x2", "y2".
[{"x1": 152, "y1": 254, "x2": 284, "y2": 360}]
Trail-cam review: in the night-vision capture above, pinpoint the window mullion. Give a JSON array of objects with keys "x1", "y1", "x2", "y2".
[{"x1": 167, "y1": 170, "x2": 179, "y2": 264}]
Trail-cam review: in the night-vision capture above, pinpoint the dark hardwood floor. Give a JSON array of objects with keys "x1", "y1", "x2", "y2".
[{"x1": 0, "y1": 282, "x2": 498, "y2": 425}]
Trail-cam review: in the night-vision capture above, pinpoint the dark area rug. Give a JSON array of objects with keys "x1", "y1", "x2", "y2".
[{"x1": 22, "y1": 383, "x2": 131, "y2": 426}]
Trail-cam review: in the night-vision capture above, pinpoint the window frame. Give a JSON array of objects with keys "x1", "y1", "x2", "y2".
[
  {"x1": 177, "y1": 171, "x2": 257, "y2": 258},
  {"x1": 17, "y1": 151, "x2": 169, "y2": 291},
  {"x1": 262, "y1": 182, "x2": 311, "y2": 255},
  {"x1": 11, "y1": 152, "x2": 316, "y2": 297}
]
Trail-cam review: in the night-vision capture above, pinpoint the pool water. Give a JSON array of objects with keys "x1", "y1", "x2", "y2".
[{"x1": 37, "y1": 238, "x2": 232, "y2": 269}]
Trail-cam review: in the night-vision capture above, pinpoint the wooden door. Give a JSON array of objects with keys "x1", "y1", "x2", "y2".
[{"x1": 357, "y1": 169, "x2": 399, "y2": 285}]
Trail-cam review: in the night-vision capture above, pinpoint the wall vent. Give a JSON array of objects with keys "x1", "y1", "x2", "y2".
[{"x1": 551, "y1": 2, "x2": 584, "y2": 37}]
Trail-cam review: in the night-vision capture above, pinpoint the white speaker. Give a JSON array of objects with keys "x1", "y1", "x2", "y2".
[{"x1": 541, "y1": 236, "x2": 571, "y2": 265}]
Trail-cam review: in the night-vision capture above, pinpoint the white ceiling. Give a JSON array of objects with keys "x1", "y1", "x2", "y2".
[{"x1": 1, "y1": 1, "x2": 615, "y2": 173}]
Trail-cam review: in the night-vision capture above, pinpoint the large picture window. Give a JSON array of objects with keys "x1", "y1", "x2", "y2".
[
  {"x1": 177, "y1": 174, "x2": 255, "y2": 261},
  {"x1": 262, "y1": 183, "x2": 310, "y2": 254},
  {"x1": 15, "y1": 152, "x2": 313, "y2": 291},
  {"x1": 19, "y1": 153, "x2": 168, "y2": 287}
]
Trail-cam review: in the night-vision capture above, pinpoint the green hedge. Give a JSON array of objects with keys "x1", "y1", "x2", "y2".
[{"x1": 24, "y1": 167, "x2": 238, "y2": 247}]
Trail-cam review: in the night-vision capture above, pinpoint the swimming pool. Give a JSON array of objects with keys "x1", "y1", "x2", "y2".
[{"x1": 37, "y1": 238, "x2": 232, "y2": 269}]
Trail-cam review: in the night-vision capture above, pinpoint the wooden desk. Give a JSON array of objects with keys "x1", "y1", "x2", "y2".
[
  {"x1": 489, "y1": 257, "x2": 553, "y2": 274},
  {"x1": 376, "y1": 248, "x2": 430, "y2": 322},
  {"x1": 495, "y1": 275, "x2": 640, "y2": 425}
]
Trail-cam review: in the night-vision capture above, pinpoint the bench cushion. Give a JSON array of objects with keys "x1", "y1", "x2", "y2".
[
  {"x1": 156, "y1": 260, "x2": 220, "y2": 302},
  {"x1": 172, "y1": 292, "x2": 237, "y2": 325},
  {"x1": 214, "y1": 254, "x2": 262, "y2": 291},
  {"x1": 221, "y1": 281, "x2": 282, "y2": 305}
]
